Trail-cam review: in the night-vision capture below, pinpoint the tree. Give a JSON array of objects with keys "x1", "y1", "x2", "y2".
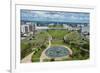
[
  {"x1": 64, "y1": 31, "x2": 89, "y2": 60},
  {"x1": 64, "y1": 31, "x2": 81, "y2": 45}
]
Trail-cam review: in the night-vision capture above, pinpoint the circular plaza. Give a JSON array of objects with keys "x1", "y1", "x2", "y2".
[{"x1": 40, "y1": 46, "x2": 72, "y2": 62}]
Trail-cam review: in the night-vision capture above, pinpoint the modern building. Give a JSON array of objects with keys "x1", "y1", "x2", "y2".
[
  {"x1": 63, "y1": 24, "x2": 80, "y2": 31},
  {"x1": 21, "y1": 22, "x2": 37, "y2": 37},
  {"x1": 21, "y1": 25, "x2": 29, "y2": 34}
]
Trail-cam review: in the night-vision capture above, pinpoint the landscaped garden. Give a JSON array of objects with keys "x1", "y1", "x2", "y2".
[{"x1": 21, "y1": 29, "x2": 89, "y2": 62}]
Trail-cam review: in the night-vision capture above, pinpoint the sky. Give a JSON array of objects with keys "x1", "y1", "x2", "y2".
[{"x1": 21, "y1": 9, "x2": 90, "y2": 23}]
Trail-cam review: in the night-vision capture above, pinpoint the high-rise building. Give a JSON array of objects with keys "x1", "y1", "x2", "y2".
[
  {"x1": 29, "y1": 24, "x2": 33, "y2": 32},
  {"x1": 21, "y1": 25, "x2": 29, "y2": 34},
  {"x1": 21, "y1": 22, "x2": 37, "y2": 36},
  {"x1": 25, "y1": 26, "x2": 29, "y2": 33}
]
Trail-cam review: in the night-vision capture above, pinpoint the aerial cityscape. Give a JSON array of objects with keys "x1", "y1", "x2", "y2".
[{"x1": 20, "y1": 9, "x2": 90, "y2": 63}]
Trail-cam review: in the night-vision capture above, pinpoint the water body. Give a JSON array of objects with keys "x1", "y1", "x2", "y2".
[{"x1": 45, "y1": 46, "x2": 70, "y2": 58}]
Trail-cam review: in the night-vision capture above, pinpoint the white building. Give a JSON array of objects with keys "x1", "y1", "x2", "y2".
[
  {"x1": 21, "y1": 22, "x2": 37, "y2": 34},
  {"x1": 63, "y1": 24, "x2": 80, "y2": 30},
  {"x1": 21, "y1": 24, "x2": 29, "y2": 34}
]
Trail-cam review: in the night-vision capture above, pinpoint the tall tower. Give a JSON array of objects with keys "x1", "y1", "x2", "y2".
[
  {"x1": 32, "y1": 22, "x2": 36, "y2": 36},
  {"x1": 24, "y1": 26, "x2": 29, "y2": 34}
]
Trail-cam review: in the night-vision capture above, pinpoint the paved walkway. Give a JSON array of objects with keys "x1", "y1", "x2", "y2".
[
  {"x1": 40, "y1": 38, "x2": 51, "y2": 62},
  {"x1": 40, "y1": 34, "x2": 52, "y2": 62},
  {"x1": 21, "y1": 51, "x2": 34, "y2": 63}
]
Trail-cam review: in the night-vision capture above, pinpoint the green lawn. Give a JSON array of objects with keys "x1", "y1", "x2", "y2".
[
  {"x1": 48, "y1": 25, "x2": 63, "y2": 28},
  {"x1": 47, "y1": 30, "x2": 70, "y2": 46},
  {"x1": 51, "y1": 40, "x2": 65, "y2": 46},
  {"x1": 47, "y1": 30, "x2": 69, "y2": 39}
]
